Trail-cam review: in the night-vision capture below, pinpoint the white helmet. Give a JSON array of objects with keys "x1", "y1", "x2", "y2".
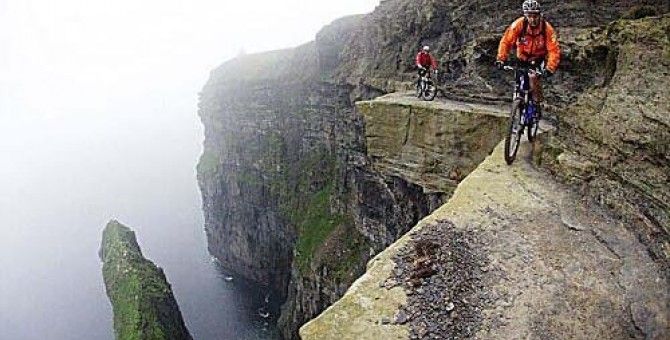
[
  {"x1": 522, "y1": 0, "x2": 541, "y2": 13},
  {"x1": 422, "y1": 45, "x2": 430, "y2": 52}
]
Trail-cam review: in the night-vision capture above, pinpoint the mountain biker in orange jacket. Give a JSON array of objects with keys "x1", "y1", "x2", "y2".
[
  {"x1": 416, "y1": 46, "x2": 438, "y2": 96},
  {"x1": 496, "y1": 0, "x2": 560, "y2": 103}
]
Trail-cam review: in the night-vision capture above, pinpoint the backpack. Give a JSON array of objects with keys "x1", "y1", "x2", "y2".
[{"x1": 518, "y1": 17, "x2": 549, "y2": 63}]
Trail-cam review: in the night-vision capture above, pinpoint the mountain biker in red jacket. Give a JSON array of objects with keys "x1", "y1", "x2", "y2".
[
  {"x1": 416, "y1": 46, "x2": 438, "y2": 96},
  {"x1": 495, "y1": 0, "x2": 560, "y2": 104}
]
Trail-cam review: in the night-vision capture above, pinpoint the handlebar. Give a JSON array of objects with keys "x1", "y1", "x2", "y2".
[
  {"x1": 418, "y1": 67, "x2": 439, "y2": 73},
  {"x1": 502, "y1": 64, "x2": 545, "y2": 76}
]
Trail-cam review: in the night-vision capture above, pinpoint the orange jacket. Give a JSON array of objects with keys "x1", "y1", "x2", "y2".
[{"x1": 497, "y1": 17, "x2": 560, "y2": 72}]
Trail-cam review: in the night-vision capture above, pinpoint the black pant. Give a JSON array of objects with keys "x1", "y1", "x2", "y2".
[{"x1": 417, "y1": 68, "x2": 431, "y2": 87}]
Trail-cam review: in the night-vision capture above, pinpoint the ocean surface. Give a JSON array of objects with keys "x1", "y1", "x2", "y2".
[{"x1": 0, "y1": 102, "x2": 280, "y2": 340}]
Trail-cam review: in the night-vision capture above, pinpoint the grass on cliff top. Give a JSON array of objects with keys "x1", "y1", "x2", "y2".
[{"x1": 101, "y1": 221, "x2": 185, "y2": 340}]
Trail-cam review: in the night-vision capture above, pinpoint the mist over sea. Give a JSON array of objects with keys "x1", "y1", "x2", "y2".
[
  {"x1": 0, "y1": 1, "x2": 379, "y2": 338},
  {"x1": 0, "y1": 97, "x2": 280, "y2": 339}
]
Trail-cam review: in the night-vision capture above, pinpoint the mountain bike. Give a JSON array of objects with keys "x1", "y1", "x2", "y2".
[
  {"x1": 501, "y1": 63, "x2": 544, "y2": 165},
  {"x1": 416, "y1": 68, "x2": 438, "y2": 101}
]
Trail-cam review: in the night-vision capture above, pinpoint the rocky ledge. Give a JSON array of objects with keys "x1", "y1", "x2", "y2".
[
  {"x1": 300, "y1": 138, "x2": 669, "y2": 339},
  {"x1": 360, "y1": 92, "x2": 508, "y2": 193},
  {"x1": 100, "y1": 220, "x2": 192, "y2": 340}
]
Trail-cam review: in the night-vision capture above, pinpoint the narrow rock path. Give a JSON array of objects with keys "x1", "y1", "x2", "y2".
[
  {"x1": 301, "y1": 126, "x2": 669, "y2": 339},
  {"x1": 372, "y1": 92, "x2": 509, "y2": 117}
]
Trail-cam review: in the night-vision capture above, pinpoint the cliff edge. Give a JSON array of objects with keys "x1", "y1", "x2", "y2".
[
  {"x1": 100, "y1": 220, "x2": 192, "y2": 340},
  {"x1": 300, "y1": 13, "x2": 670, "y2": 339},
  {"x1": 198, "y1": 2, "x2": 669, "y2": 338},
  {"x1": 300, "y1": 136, "x2": 669, "y2": 339}
]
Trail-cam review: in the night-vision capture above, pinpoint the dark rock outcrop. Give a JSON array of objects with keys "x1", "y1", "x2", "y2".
[
  {"x1": 534, "y1": 14, "x2": 670, "y2": 271},
  {"x1": 197, "y1": 66, "x2": 455, "y2": 339},
  {"x1": 100, "y1": 220, "x2": 192, "y2": 340},
  {"x1": 334, "y1": 0, "x2": 669, "y2": 102},
  {"x1": 197, "y1": 1, "x2": 670, "y2": 338}
]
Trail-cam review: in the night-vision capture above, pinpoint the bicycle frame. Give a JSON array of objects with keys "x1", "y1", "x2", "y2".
[
  {"x1": 502, "y1": 63, "x2": 543, "y2": 164},
  {"x1": 506, "y1": 65, "x2": 541, "y2": 126},
  {"x1": 418, "y1": 69, "x2": 433, "y2": 85}
]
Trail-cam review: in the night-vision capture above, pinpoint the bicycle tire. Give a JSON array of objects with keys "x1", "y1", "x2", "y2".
[
  {"x1": 422, "y1": 82, "x2": 437, "y2": 101},
  {"x1": 504, "y1": 99, "x2": 523, "y2": 165},
  {"x1": 527, "y1": 112, "x2": 539, "y2": 142}
]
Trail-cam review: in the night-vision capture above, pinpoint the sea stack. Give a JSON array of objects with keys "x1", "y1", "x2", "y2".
[{"x1": 100, "y1": 220, "x2": 192, "y2": 340}]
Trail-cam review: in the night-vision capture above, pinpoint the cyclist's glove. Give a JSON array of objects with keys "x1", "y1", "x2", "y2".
[{"x1": 495, "y1": 60, "x2": 505, "y2": 70}]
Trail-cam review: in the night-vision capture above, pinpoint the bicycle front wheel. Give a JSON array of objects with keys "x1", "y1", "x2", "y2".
[
  {"x1": 504, "y1": 99, "x2": 523, "y2": 165},
  {"x1": 422, "y1": 82, "x2": 437, "y2": 101}
]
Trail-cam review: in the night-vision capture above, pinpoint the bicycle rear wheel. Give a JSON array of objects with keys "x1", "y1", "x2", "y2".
[
  {"x1": 527, "y1": 113, "x2": 539, "y2": 142},
  {"x1": 526, "y1": 103, "x2": 541, "y2": 142},
  {"x1": 504, "y1": 99, "x2": 523, "y2": 165}
]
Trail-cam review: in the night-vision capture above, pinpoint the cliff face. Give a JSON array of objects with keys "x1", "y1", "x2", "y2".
[
  {"x1": 197, "y1": 15, "x2": 507, "y2": 340},
  {"x1": 300, "y1": 138, "x2": 669, "y2": 339},
  {"x1": 335, "y1": 0, "x2": 669, "y2": 101},
  {"x1": 197, "y1": 50, "x2": 491, "y2": 338},
  {"x1": 535, "y1": 14, "x2": 670, "y2": 268},
  {"x1": 99, "y1": 220, "x2": 192, "y2": 340},
  {"x1": 300, "y1": 13, "x2": 670, "y2": 339},
  {"x1": 197, "y1": 2, "x2": 669, "y2": 338}
]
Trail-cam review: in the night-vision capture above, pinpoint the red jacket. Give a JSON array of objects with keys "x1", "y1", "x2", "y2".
[
  {"x1": 415, "y1": 51, "x2": 437, "y2": 69},
  {"x1": 497, "y1": 17, "x2": 561, "y2": 72}
]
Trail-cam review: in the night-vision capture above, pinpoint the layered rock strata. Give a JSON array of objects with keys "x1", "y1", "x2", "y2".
[
  {"x1": 359, "y1": 93, "x2": 508, "y2": 192},
  {"x1": 300, "y1": 14, "x2": 670, "y2": 338},
  {"x1": 534, "y1": 14, "x2": 670, "y2": 271},
  {"x1": 100, "y1": 220, "x2": 192, "y2": 340},
  {"x1": 198, "y1": 2, "x2": 670, "y2": 338},
  {"x1": 197, "y1": 80, "x2": 507, "y2": 338}
]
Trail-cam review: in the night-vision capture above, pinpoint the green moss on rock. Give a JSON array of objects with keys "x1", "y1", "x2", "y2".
[
  {"x1": 293, "y1": 183, "x2": 346, "y2": 271},
  {"x1": 196, "y1": 149, "x2": 220, "y2": 176},
  {"x1": 100, "y1": 220, "x2": 192, "y2": 340}
]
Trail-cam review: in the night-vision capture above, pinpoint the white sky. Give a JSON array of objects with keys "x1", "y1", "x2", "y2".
[
  {"x1": 0, "y1": 0, "x2": 381, "y2": 208},
  {"x1": 0, "y1": 0, "x2": 379, "y2": 123}
]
